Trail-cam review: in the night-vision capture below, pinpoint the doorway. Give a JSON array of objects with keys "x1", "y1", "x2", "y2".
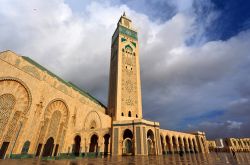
[
  {"x1": 42, "y1": 137, "x2": 54, "y2": 157},
  {"x1": 0, "y1": 142, "x2": 9, "y2": 159}
]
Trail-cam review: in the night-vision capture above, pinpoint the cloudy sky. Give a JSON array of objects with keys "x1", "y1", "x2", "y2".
[{"x1": 1, "y1": 0, "x2": 250, "y2": 139}]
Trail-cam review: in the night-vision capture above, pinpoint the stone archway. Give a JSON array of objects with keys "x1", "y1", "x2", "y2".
[
  {"x1": 73, "y1": 135, "x2": 81, "y2": 156},
  {"x1": 166, "y1": 135, "x2": 171, "y2": 154},
  {"x1": 84, "y1": 111, "x2": 102, "y2": 130},
  {"x1": 89, "y1": 134, "x2": 98, "y2": 153},
  {"x1": 172, "y1": 136, "x2": 178, "y2": 153},
  {"x1": 147, "y1": 129, "x2": 155, "y2": 155},
  {"x1": 160, "y1": 135, "x2": 165, "y2": 154},
  {"x1": 123, "y1": 129, "x2": 133, "y2": 155},
  {"x1": 192, "y1": 139, "x2": 197, "y2": 153},
  {"x1": 178, "y1": 137, "x2": 183, "y2": 153},
  {"x1": 183, "y1": 137, "x2": 188, "y2": 153},
  {"x1": 188, "y1": 138, "x2": 193, "y2": 153},
  {"x1": 42, "y1": 137, "x2": 54, "y2": 157},
  {"x1": 124, "y1": 138, "x2": 133, "y2": 154},
  {"x1": 21, "y1": 140, "x2": 30, "y2": 154},
  {"x1": 36, "y1": 99, "x2": 69, "y2": 157},
  {"x1": 0, "y1": 78, "x2": 31, "y2": 159}
]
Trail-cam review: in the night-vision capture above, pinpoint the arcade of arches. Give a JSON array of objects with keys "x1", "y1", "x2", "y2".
[{"x1": 0, "y1": 14, "x2": 211, "y2": 160}]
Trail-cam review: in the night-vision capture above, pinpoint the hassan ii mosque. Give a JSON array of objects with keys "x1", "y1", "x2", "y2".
[{"x1": 0, "y1": 14, "x2": 209, "y2": 159}]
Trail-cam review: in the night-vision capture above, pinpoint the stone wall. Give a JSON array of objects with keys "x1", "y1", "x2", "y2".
[{"x1": 0, "y1": 51, "x2": 112, "y2": 159}]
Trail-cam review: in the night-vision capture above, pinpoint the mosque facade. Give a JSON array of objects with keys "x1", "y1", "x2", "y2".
[{"x1": 0, "y1": 14, "x2": 209, "y2": 159}]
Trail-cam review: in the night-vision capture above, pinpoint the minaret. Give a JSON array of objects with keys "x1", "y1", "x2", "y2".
[{"x1": 107, "y1": 13, "x2": 142, "y2": 121}]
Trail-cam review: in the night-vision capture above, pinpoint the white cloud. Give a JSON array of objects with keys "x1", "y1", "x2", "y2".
[{"x1": 227, "y1": 120, "x2": 242, "y2": 129}]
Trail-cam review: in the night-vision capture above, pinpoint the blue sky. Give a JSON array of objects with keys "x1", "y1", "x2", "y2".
[{"x1": 0, "y1": 0, "x2": 250, "y2": 139}]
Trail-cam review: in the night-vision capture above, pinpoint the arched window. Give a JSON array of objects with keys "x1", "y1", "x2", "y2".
[
  {"x1": 21, "y1": 141, "x2": 30, "y2": 154},
  {"x1": 121, "y1": 112, "x2": 124, "y2": 116},
  {"x1": 128, "y1": 111, "x2": 131, "y2": 117},
  {"x1": 136, "y1": 114, "x2": 138, "y2": 118}
]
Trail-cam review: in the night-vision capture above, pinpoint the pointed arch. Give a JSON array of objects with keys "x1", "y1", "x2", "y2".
[{"x1": 84, "y1": 111, "x2": 102, "y2": 130}]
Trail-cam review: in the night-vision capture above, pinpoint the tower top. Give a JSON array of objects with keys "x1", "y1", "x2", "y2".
[{"x1": 118, "y1": 12, "x2": 132, "y2": 29}]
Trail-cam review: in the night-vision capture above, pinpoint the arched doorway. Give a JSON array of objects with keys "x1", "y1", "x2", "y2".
[
  {"x1": 160, "y1": 135, "x2": 165, "y2": 154},
  {"x1": 124, "y1": 138, "x2": 133, "y2": 154},
  {"x1": 42, "y1": 137, "x2": 54, "y2": 157},
  {"x1": 166, "y1": 135, "x2": 171, "y2": 154},
  {"x1": 104, "y1": 134, "x2": 110, "y2": 156},
  {"x1": 192, "y1": 139, "x2": 197, "y2": 153},
  {"x1": 36, "y1": 99, "x2": 69, "y2": 157},
  {"x1": 147, "y1": 129, "x2": 155, "y2": 155},
  {"x1": 123, "y1": 129, "x2": 133, "y2": 155},
  {"x1": 188, "y1": 138, "x2": 193, "y2": 153},
  {"x1": 183, "y1": 138, "x2": 188, "y2": 153},
  {"x1": 172, "y1": 136, "x2": 178, "y2": 153},
  {"x1": 74, "y1": 135, "x2": 81, "y2": 156},
  {"x1": 178, "y1": 137, "x2": 183, "y2": 153},
  {"x1": 89, "y1": 134, "x2": 98, "y2": 153},
  {"x1": 21, "y1": 141, "x2": 30, "y2": 154}
]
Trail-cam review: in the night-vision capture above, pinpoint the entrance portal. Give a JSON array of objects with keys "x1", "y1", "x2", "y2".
[
  {"x1": 160, "y1": 135, "x2": 165, "y2": 154},
  {"x1": 122, "y1": 129, "x2": 133, "y2": 155},
  {"x1": 124, "y1": 138, "x2": 133, "y2": 154},
  {"x1": 147, "y1": 129, "x2": 155, "y2": 155},
  {"x1": 74, "y1": 135, "x2": 81, "y2": 156},
  {"x1": 0, "y1": 142, "x2": 9, "y2": 159},
  {"x1": 35, "y1": 143, "x2": 42, "y2": 157},
  {"x1": 42, "y1": 137, "x2": 54, "y2": 157},
  {"x1": 147, "y1": 139, "x2": 153, "y2": 155},
  {"x1": 89, "y1": 134, "x2": 98, "y2": 152}
]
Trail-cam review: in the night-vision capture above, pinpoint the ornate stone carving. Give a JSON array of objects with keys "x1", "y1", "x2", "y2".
[
  {"x1": 44, "y1": 99, "x2": 69, "y2": 126},
  {"x1": 3, "y1": 111, "x2": 21, "y2": 141},
  {"x1": 0, "y1": 78, "x2": 32, "y2": 115},
  {"x1": 125, "y1": 80, "x2": 133, "y2": 92},
  {"x1": 57, "y1": 84, "x2": 68, "y2": 95},
  {"x1": 35, "y1": 101, "x2": 44, "y2": 116},
  {"x1": 38, "y1": 119, "x2": 49, "y2": 143},
  {"x1": 47, "y1": 110, "x2": 61, "y2": 139},
  {"x1": 72, "y1": 107, "x2": 77, "y2": 126},
  {"x1": 84, "y1": 111, "x2": 102, "y2": 130},
  {"x1": 22, "y1": 65, "x2": 41, "y2": 80},
  {"x1": 0, "y1": 94, "x2": 15, "y2": 137}
]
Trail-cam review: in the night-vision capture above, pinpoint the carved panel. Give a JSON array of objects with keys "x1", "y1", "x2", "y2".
[
  {"x1": 47, "y1": 111, "x2": 61, "y2": 139},
  {"x1": 44, "y1": 99, "x2": 69, "y2": 126},
  {"x1": 56, "y1": 124, "x2": 63, "y2": 144},
  {"x1": 0, "y1": 78, "x2": 31, "y2": 115},
  {"x1": 0, "y1": 94, "x2": 15, "y2": 137},
  {"x1": 121, "y1": 44, "x2": 138, "y2": 116},
  {"x1": 3, "y1": 111, "x2": 21, "y2": 141},
  {"x1": 38, "y1": 119, "x2": 49, "y2": 143},
  {"x1": 22, "y1": 65, "x2": 41, "y2": 80},
  {"x1": 84, "y1": 111, "x2": 102, "y2": 130}
]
